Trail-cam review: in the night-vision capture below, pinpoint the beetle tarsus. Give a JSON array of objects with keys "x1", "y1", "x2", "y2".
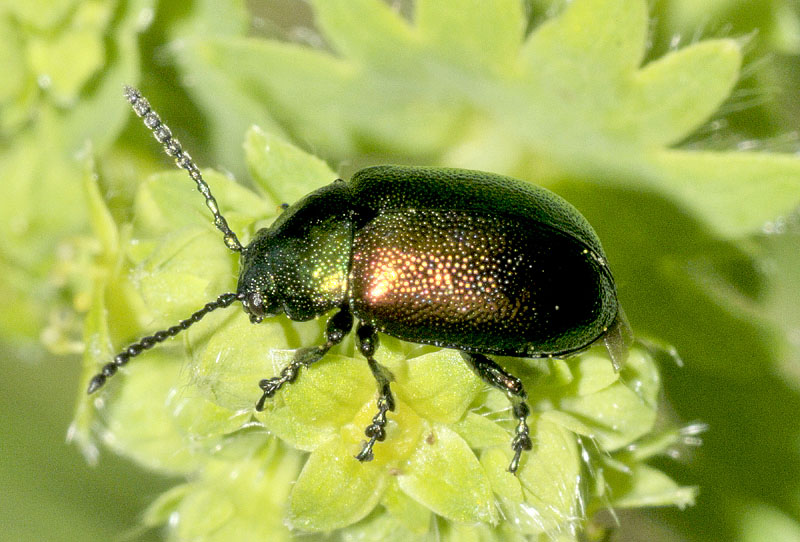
[
  {"x1": 355, "y1": 324, "x2": 396, "y2": 462},
  {"x1": 508, "y1": 448, "x2": 524, "y2": 474},
  {"x1": 356, "y1": 387, "x2": 394, "y2": 462},
  {"x1": 254, "y1": 307, "x2": 353, "y2": 412},
  {"x1": 508, "y1": 424, "x2": 533, "y2": 474},
  {"x1": 255, "y1": 346, "x2": 328, "y2": 411},
  {"x1": 461, "y1": 351, "x2": 532, "y2": 474},
  {"x1": 355, "y1": 437, "x2": 376, "y2": 462}
]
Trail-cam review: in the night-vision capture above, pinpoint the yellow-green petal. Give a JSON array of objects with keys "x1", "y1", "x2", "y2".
[
  {"x1": 393, "y1": 349, "x2": 483, "y2": 423},
  {"x1": 288, "y1": 437, "x2": 389, "y2": 531},
  {"x1": 245, "y1": 126, "x2": 337, "y2": 206},
  {"x1": 397, "y1": 424, "x2": 497, "y2": 524},
  {"x1": 483, "y1": 416, "x2": 581, "y2": 536}
]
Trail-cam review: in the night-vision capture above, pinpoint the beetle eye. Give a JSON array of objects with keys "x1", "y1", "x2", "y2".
[{"x1": 245, "y1": 292, "x2": 266, "y2": 323}]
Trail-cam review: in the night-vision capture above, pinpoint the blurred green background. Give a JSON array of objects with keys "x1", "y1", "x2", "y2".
[{"x1": 2, "y1": 0, "x2": 800, "y2": 540}]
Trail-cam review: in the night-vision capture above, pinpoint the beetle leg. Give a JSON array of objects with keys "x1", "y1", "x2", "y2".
[
  {"x1": 255, "y1": 307, "x2": 353, "y2": 411},
  {"x1": 354, "y1": 323, "x2": 395, "y2": 462},
  {"x1": 460, "y1": 352, "x2": 532, "y2": 474}
]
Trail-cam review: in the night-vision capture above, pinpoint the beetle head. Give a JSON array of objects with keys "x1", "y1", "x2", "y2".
[{"x1": 237, "y1": 224, "x2": 286, "y2": 323}]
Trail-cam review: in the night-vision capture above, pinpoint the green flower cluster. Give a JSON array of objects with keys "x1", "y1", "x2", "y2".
[
  {"x1": 1, "y1": 0, "x2": 109, "y2": 131},
  {"x1": 0, "y1": 0, "x2": 795, "y2": 540},
  {"x1": 0, "y1": 0, "x2": 152, "y2": 347},
  {"x1": 74, "y1": 128, "x2": 694, "y2": 541}
]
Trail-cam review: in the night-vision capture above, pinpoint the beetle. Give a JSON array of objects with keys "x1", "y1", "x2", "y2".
[{"x1": 87, "y1": 86, "x2": 632, "y2": 474}]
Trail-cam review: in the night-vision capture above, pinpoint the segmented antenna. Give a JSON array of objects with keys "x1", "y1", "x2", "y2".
[
  {"x1": 87, "y1": 292, "x2": 244, "y2": 394},
  {"x1": 123, "y1": 85, "x2": 243, "y2": 252}
]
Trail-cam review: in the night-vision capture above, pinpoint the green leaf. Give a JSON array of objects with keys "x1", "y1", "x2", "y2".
[
  {"x1": 163, "y1": 0, "x2": 286, "y2": 182},
  {"x1": 3, "y1": 0, "x2": 78, "y2": 30},
  {"x1": 562, "y1": 351, "x2": 619, "y2": 396},
  {"x1": 520, "y1": 0, "x2": 647, "y2": 86},
  {"x1": 143, "y1": 484, "x2": 192, "y2": 527},
  {"x1": 71, "y1": 279, "x2": 113, "y2": 462},
  {"x1": 452, "y1": 411, "x2": 511, "y2": 450},
  {"x1": 438, "y1": 521, "x2": 532, "y2": 542},
  {"x1": 397, "y1": 424, "x2": 497, "y2": 524},
  {"x1": 131, "y1": 227, "x2": 231, "y2": 316},
  {"x1": 381, "y1": 480, "x2": 432, "y2": 535},
  {"x1": 194, "y1": 37, "x2": 363, "y2": 155},
  {"x1": 311, "y1": 0, "x2": 416, "y2": 65},
  {"x1": 288, "y1": 437, "x2": 389, "y2": 531},
  {"x1": 254, "y1": 353, "x2": 374, "y2": 450},
  {"x1": 245, "y1": 126, "x2": 337, "y2": 206},
  {"x1": 0, "y1": 0, "x2": 151, "y2": 349},
  {"x1": 337, "y1": 511, "x2": 430, "y2": 542},
  {"x1": 0, "y1": 16, "x2": 29, "y2": 126},
  {"x1": 482, "y1": 416, "x2": 581, "y2": 535},
  {"x1": 416, "y1": 0, "x2": 525, "y2": 74},
  {"x1": 150, "y1": 440, "x2": 302, "y2": 542},
  {"x1": 92, "y1": 350, "x2": 202, "y2": 475},
  {"x1": 131, "y1": 169, "x2": 269, "y2": 245},
  {"x1": 83, "y1": 156, "x2": 119, "y2": 259},
  {"x1": 620, "y1": 40, "x2": 741, "y2": 146},
  {"x1": 189, "y1": 309, "x2": 320, "y2": 413},
  {"x1": 545, "y1": 349, "x2": 659, "y2": 450},
  {"x1": 189, "y1": 0, "x2": 800, "y2": 239},
  {"x1": 737, "y1": 503, "x2": 800, "y2": 542},
  {"x1": 603, "y1": 464, "x2": 697, "y2": 509},
  {"x1": 53, "y1": 0, "x2": 151, "y2": 152},
  {"x1": 27, "y1": 17, "x2": 106, "y2": 106},
  {"x1": 393, "y1": 349, "x2": 483, "y2": 423},
  {"x1": 648, "y1": 149, "x2": 800, "y2": 237}
]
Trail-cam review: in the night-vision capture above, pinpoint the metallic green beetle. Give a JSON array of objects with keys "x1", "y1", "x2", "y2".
[{"x1": 88, "y1": 87, "x2": 631, "y2": 474}]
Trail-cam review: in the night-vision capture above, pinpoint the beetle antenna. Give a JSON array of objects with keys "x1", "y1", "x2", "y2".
[
  {"x1": 124, "y1": 85, "x2": 244, "y2": 253},
  {"x1": 86, "y1": 292, "x2": 245, "y2": 394}
]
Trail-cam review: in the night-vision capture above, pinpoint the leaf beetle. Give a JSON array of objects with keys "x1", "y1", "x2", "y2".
[{"x1": 88, "y1": 87, "x2": 632, "y2": 474}]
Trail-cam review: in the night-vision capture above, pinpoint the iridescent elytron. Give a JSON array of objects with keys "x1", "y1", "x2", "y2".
[{"x1": 88, "y1": 87, "x2": 631, "y2": 474}]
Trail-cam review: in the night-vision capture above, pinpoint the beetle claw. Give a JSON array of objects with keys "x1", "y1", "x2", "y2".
[
  {"x1": 355, "y1": 438, "x2": 376, "y2": 462},
  {"x1": 508, "y1": 431, "x2": 533, "y2": 473},
  {"x1": 255, "y1": 392, "x2": 269, "y2": 412}
]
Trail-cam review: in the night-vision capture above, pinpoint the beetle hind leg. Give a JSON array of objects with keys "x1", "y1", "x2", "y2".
[
  {"x1": 354, "y1": 323, "x2": 396, "y2": 462},
  {"x1": 255, "y1": 307, "x2": 352, "y2": 411},
  {"x1": 461, "y1": 352, "x2": 532, "y2": 474}
]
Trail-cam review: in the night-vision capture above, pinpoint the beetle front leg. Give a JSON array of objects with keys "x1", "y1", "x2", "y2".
[
  {"x1": 461, "y1": 352, "x2": 532, "y2": 474},
  {"x1": 354, "y1": 323, "x2": 395, "y2": 462},
  {"x1": 255, "y1": 307, "x2": 352, "y2": 411}
]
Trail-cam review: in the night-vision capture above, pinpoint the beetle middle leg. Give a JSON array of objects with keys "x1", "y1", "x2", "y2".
[
  {"x1": 461, "y1": 352, "x2": 532, "y2": 474},
  {"x1": 255, "y1": 307, "x2": 353, "y2": 411},
  {"x1": 354, "y1": 323, "x2": 396, "y2": 462}
]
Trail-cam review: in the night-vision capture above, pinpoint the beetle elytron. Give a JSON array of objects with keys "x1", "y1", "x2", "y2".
[{"x1": 88, "y1": 87, "x2": 631, "y2": 474}]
